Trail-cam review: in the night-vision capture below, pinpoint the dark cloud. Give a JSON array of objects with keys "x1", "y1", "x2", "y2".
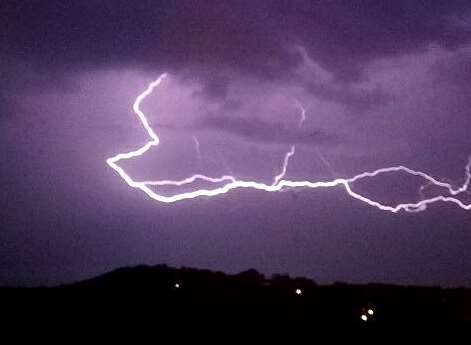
[
  {"x1": 2, "y1": 0, "x2": 471, "y2": 83},
  {"x1": 0, "y1": 54, "x2": 79, "y2": 95},
  {"x1": 432, "y1": 50, "x2": 471, "y2": 89},
  {"x1": 194, "y1": 74, "x2": 231, "y2": 100},
  {"x1": 305, "y1": 82, "x2": 391, "y2": 112},
  {"x1": 0, "y1": 95, "x2": 12, "y2": 120},
  {"x1": 285, "y1": 0, "x2": 471, "y2": 81},
  {"x1": 199, "y1": 114, "x2": 336, "y2": 146}
]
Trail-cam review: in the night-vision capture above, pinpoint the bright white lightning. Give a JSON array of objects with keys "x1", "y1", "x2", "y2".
[
  {"x1": 106, "y1": 73, "x2": 471, "y2": 212},
  {"x1": 273, "y1": 145, "x2": 295, "y2": 185}
]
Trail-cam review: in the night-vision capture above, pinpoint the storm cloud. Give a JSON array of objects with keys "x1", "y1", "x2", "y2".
[
  {"x1": 2, "y1": 1, "x2": 471, "y2": 287},
  {"x1": 2, "y1": 1, "x2": 471, "y2": 80}
]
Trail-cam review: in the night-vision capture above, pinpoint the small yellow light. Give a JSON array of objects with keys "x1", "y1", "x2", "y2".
[
  {"x1": 367, "y1": 308, "x2": 374, "y2": 315},
  {"x1": 174, "y1": 283, "x2": 180, "y2": 288},
  {"x1": 361, "y1": 314, "x2": 368, "y2": 321},
  {"x1": 295, "y1": 288, "x2": 302, "y2": 295}
]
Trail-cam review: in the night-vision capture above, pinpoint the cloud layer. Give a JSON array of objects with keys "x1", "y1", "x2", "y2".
[{"x1": 2, "y1": 1, "x2": 471, "y2": 287}]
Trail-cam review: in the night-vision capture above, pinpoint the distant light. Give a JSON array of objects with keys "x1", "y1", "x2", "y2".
[
  {"x1": 295, "y1": 288, "x2": 302, "y2": 295},
  {"x1": 361, "y1": 314, "x2": 368, "y2": 322},
  {"x1": 367, "y1": 308, "x2": 374, "y2": 315},
  {"x1": 174, "y1": 283, "x2": 180, "y2": 289}
]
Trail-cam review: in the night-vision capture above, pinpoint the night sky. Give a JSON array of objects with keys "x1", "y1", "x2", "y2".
[{"x1": 1, "y1": 1, "x2": 471, "y2": 287}]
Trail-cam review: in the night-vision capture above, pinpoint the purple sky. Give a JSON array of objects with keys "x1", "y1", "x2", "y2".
[{"x1": 1, "y1": 0, "x2": 471, "y2": 287}]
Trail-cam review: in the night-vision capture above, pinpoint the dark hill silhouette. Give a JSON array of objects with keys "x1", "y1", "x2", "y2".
[{"x1": 1, "y1": 264, "x2": 470, "y2": 325}]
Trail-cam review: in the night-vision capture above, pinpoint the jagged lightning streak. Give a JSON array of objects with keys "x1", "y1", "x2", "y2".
[
  {"x1": 106, "y1": 73, "x2": 471, "y2": 212},
  {"x1": 271, "y1": 99, "x2": 306, "y2": 186},
  {"x1": 273, "y1": 145, "x2": 296, "y2": 185}
]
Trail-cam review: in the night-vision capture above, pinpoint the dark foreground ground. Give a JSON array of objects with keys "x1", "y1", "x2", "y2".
[{"x1": 1, "y1": 265, "x2": 470, "y2": 327}]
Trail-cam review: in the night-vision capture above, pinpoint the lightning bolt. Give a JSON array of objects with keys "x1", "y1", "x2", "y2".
[
  {"x1": 294, "y1": 99, "x2": 306, "y2": 128},
  {"x1": 192, "y1": 135, "x2": 201, "y2": 160},
  {"x1": 273, "y1": 145, "x2": 296, "y2": 186},
  {"x1": 106, "y1": 73, "x2": 471, "y2": 212},
  {"x1": 294, "y1": 99, "x2": 337, "y2": 177}
]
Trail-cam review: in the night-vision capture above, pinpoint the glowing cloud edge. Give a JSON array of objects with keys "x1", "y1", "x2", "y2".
[{"x1": 106, "y1": 73, "x2": 471, "y2": 212}]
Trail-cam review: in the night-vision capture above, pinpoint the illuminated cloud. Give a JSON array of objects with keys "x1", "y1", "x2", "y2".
[{"x1": 106, "y1": 74, "x2": 471, "y2": 212}]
